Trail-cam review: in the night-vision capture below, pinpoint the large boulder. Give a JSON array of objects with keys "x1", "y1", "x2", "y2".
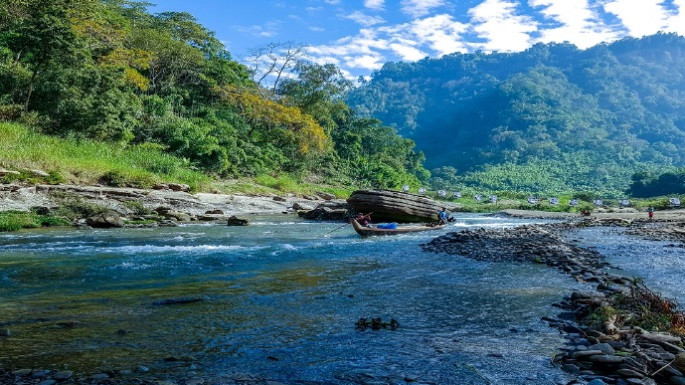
[
  {"x1": 86, "y1": 211, "x2": 125, "y2": 228},
  {"x1": 347, "y1": 189, "x2": 446, "y2": 223}
]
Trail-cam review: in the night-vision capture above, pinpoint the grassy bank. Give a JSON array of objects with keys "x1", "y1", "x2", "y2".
[
  {"x1": 0, "y1": 211, "x2": 71, "y2": 232},
  {"x1": 0, "y1": 122, "x2": 210, "y2": 191}
]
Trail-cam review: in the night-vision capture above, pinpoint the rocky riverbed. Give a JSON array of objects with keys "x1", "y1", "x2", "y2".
[{"x1": 422, "y1": 224, "x2": 685, "y2": 385}]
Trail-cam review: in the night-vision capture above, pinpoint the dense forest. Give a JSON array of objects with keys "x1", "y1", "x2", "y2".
[
  {"x1": 349, "y1": 34, "x2": 685, "y2": 196},
  {"x1": 0, "y1": 0, "x2": 428, "y2": 190}
]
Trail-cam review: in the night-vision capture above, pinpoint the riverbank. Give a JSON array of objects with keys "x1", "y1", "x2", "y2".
[
  {"x1": 422, "y1": 223, "x2": 685, "y2": 385},
  {"x1": 498, "y1": 209, "x2": 685, "y2": 222}
]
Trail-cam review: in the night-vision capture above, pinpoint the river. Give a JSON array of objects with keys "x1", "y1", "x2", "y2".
[{"x1": 3, "y1": 215, "x2": 675, "y2": 384}]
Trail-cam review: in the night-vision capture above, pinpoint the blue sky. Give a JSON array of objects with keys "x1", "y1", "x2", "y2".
[{"x1": 152, "y1": 0, "x2": 685, "y2": 78}]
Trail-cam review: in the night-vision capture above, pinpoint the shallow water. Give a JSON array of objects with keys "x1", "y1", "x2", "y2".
[
  {"x1": 572, "y1": 226, "x2": 685, "y2": 305},
  {"x1": 1, "y1": 215, "x2": 582, "y2": 384}
]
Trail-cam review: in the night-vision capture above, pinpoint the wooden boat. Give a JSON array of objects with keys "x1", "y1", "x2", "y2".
[{"x1": 351, "y1": 219, "x2": 445, "y2": 237}]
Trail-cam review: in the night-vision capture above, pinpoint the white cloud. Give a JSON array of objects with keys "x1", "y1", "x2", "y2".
[
  {"x1": 406, "y1": 14, "x2": 469, "y2": 55},
  {"x1": 310, "y1": 26, "x2": 326, "y2": 32},
  {"x1": 364, "y1": 0, "x2": 386, "y2": 10},
  {"x1": 603, "y1": 0, "x2": 670, "y2": 37},
  {"x1": 468, "y1": 0, "x2": 538, "y2": 52},
  {"x1": 389, "y1": 43, "x2": 428, "y2": 60},
  {"x1": 530, "y1": 0, "x2": 619, "y2": 49},
  {"x1": 401, "y1": 0, "x2": 447, "y2": 18},
  {"x1": 343, "y1": 11, "x2": 386, "y2": 26}
]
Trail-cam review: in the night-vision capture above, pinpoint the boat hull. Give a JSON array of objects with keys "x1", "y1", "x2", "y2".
[{"x1": 351, "y1": 219, "x2": 445, "y2": 237}]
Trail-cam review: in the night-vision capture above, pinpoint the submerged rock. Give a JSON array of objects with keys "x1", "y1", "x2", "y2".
[{"x1": 153, "y1": 297, "x2": 204, "y2": 306}]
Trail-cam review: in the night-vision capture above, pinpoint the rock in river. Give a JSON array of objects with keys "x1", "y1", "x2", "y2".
[
  {"x1": 227, "y1": 216, "x2": 248, "y2": 226},
  {"x1": 86, "y1": 211, "x2": 125, "y2": 228},
  {"x1": 347, "y1": 189, "x2": 446, "y2": 223}
]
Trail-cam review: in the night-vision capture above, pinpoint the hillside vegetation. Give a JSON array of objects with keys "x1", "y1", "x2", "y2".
[
  {"x1": 349, "y1": 34, "x2": 685, "y2": 196},
  {"x1": 0, "y1": 0, "x2": 428, "y2": 192}
]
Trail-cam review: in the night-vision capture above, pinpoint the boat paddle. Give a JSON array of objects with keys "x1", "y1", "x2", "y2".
[{"x1": 323, "y1": 222, "x2": 349, "y2": 237}]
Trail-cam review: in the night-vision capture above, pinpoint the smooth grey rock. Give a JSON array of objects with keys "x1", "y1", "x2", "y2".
[
  {"x1": 588, "y1": 343, "x2": 616, "y2": 355},
  {"x1": 292, "y1": 202, "x2": 314, "y2": 211},
  {"x1": 168, "y1": 183, "x2": 190, "y2": 192},
  {"x1": 12, "y1": 369, "x2": 32, "y2": 376},
  {"x1": 90, "y1": 373, "x2": 109, "y2": 380},
  {"x1": 562, "y1": 364, "x2": 580, "y2": 374},
  {"x1": 573, "y1": 350, "x2": 604, "y2": 358},
  {"x1": 589, "y1": 354, "x2": 625, "y2": 364},
  {"x1": 587, "y1": 380, "x2": 608, "y2": 385},
  {"x1": 86, "y1": 211, "x2": 125, "y2": 228},
  {"x1": 37, "y1": 380, "x2": 56, "y2": 385}
]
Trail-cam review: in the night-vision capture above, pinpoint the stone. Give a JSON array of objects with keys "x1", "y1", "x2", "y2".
[
  {"x1": 227, "y1": 216, "x2": 249, "y2": 226},
  {"x1": 205, "y1": 209, "x2": 224, "y2": 215},
  {"x1": 562, "y1": 364, "x2": 580, "y2": 374},
  {"x1": 0, "y1": 328, "x2": 10, "y2": 337},
  {"x1": 161, "y1": 210, "x2": 191, "y2": 222},
  {"x1": 153, "y1": 183, "x2": 169, "y2": 190},
  {"x1": 315, "y1": 191, "x2": 336, "y2": 201},
  {"x1": 588, "y1": 343, "x2": 616, "y2": 355},
  {"x1": 86, "y1": 211, "x2": 125, "y2": 228},
  {"x1": 273, "y1": 196, "x2": 287, "y2": 202},
  {"x1": 292, "y1": 202, "x2": 314, "y2": 211},
  {"x1": 168, "y1": 183, "x2": 190, "y2": 192},
  {"x1": 30, "y1": 169, "x2": 50, "y2": 178},
  {"x1": 588, "y1": 354, "x2": 625, "y2": 364},
  {"x1": 136, "y1": 365, "x2": 150, "y2": 372},
  {"x1": 12, "y1": 369, "x2": 32, "y2": 376},
  {"x1": 52, "y1": 371, "x2": 73, "y2": 380},
  {"x1": 572, "y1": 350, "x2": 604, "y2": 358},
  {"x1": 347, "y1": 189, "x2": 446, "y2": 222},
  {"x1": 37, "y1": 380, "x2": 56, "y2": 385},
  {"x1": 31, "y1": 371, "x2": 47, "y2": 378},
  {"x1": 671, "y1": 376, "x2": 685, "y2": 385},
  {"x1": 676, "y1": 353, "x2": 685, "y2": 372},
  {"x1": 625, "y1": 379, "x2": 644, "y2": 385},
  {"x1": 617, "y1": 369, "x2": 644, "y2": 379},
  {"x1": 299, "y1": 207, "x2": 349, "y2": 221},
  {"x1": 587, "y1": 380, "x2": 608, "y2": 385},
  {"x1": 197, "y1": 215, "x2": 222, "y2": 221},
  {"x1": 90, "y1": 373, "x2": 109, "y2": 380}
]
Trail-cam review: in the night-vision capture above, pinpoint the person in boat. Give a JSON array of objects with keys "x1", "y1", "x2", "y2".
[{"x1": 355, "y1": 212, "x2": 373, "y2": 227}]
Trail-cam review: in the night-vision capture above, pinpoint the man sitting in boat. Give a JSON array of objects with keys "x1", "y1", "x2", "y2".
[{"x1": 355, "y1": 213, "x2": 373, "y2": 227}]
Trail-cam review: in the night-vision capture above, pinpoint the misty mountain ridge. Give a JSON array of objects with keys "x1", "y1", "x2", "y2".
[{"x1": 348, "y1": 33, "x2": 685, "y2": 195}]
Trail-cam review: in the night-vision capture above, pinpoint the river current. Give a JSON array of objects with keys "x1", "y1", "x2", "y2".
[{"x1": 0, "y1": 215, "x2": 679, "y2": 384}]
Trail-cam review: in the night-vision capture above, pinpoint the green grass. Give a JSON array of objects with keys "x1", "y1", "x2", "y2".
[
  {"x1": 0, "y1": 211, "x2": 71, "y2": 232},
  {"x1": 215, "y1": 175, "x2": 353, "y2": 198},
  {"x1": 0, "y1": 122, "x2": 211, "y2": 191}
]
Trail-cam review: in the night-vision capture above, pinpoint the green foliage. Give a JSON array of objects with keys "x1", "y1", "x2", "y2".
[
  {"x1": 122, "y1": 200, "x2": 153, "y2": 215},
  {"x1": 0, "y1": 210, "x2": 70, "y2": 232},
  {"x1": 50, "y1": 192, "x2": 109, "y2": 219},
  {"x1": 0, "y1": 1, "x2": 427, "y2": 190},
  {"x1": 349, "y1": 34, "x2": 685, "y2": 194}
]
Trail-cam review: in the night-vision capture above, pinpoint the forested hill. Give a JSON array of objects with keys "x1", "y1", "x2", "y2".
[
  {"x1": 0, "y1": 0, "x2": 428, "y2": 192},
  {"x1": 348, "y1": 33, "x2": 685, "y2": 195}
]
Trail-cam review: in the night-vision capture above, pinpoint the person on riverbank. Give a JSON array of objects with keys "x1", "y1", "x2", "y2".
[{"x1": 648, "y1": 207, "x2": 654, "y2": 220}]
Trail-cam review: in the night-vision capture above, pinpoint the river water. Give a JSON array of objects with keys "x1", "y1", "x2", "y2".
[{"x1": 0, "y1": 215, "x2": 653, "y2": 385}]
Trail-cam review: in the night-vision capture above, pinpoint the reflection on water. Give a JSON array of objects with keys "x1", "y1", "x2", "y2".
[{"x1": 0, "y1": 214, "x2": 578, "y2": 384}]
